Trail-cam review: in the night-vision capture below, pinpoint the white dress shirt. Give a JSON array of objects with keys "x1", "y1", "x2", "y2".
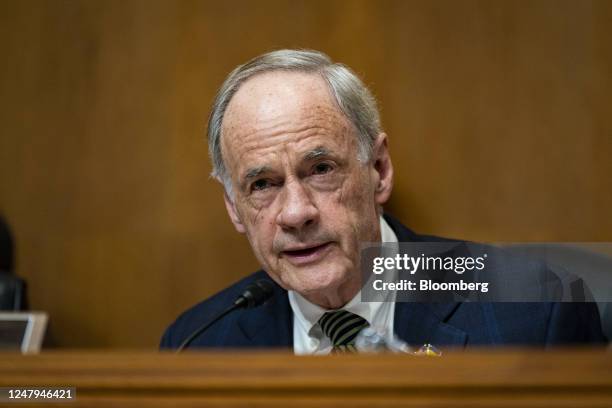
[{"x1": 289, "y1": 216, "x2": 398, "y2": 355}]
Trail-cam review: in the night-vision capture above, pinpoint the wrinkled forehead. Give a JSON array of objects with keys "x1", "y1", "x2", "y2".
[{"x1": 220, "y1": 71, "x2": 354, "y2": 163}]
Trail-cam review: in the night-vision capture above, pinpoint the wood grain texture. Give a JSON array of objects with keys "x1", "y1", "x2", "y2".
[
  {"x1": 0, "y1": 350, "x2": 611, "y2": 407},
  {"x1": 0, "y1": 0, "x2": 610, "y2": 347}
]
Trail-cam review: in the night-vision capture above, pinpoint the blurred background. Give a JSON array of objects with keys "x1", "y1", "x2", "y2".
[{"x1": 0, "y1": 0, "x2": 610, "y2": 348}]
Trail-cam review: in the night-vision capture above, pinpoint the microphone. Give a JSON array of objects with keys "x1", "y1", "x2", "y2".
[{"x1": 176, "y1": 279, "x2": 274, "y2": 352}]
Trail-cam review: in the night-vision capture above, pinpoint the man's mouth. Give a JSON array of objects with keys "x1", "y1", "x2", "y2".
[{"x1": 281, "y1": 242, "x2": 332, "y2": 265}]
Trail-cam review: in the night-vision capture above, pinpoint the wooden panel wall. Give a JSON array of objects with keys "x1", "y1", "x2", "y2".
[{"x1": 0, "y1": 0, "x2": 610, "y2": 347}]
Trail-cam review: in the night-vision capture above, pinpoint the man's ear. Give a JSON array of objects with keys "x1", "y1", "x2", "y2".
[
  {"x1": 372, "y1": 133, "x2": 394, "y2": 205},
  {"x1": 224, "y1": 192, "x2": 246, "y2": 234}
]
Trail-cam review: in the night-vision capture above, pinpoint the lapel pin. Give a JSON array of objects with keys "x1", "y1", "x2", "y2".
[{"x1": 414, "y1": 343, "x2": 442, "y2": 357}]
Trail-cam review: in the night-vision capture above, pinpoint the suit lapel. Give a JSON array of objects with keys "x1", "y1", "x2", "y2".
[
  {"x1": 236, "y1": 283, "x2": 293, "y2": 347},
  {"x1": 385, "y1": 213, "x2": 468, "y2": 348},
  {"x1": 394, "y1": 301, "x2": 467, "y2": 347}
]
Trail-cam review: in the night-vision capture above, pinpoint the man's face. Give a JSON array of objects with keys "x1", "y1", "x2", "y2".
[{"x1": 220, "y1": 71, "x2": 392, "y2": 306}]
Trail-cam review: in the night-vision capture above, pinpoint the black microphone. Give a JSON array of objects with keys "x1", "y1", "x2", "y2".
[{"x1": 176, "y1": 279, "x2": 274, "y2": 352}]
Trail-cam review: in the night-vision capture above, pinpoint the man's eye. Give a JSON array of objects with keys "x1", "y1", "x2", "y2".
[
  {"x1": 312, "y1": 162, "x2": 333, "y2": 175},
  {"x1": 251, "y1": 179, "x2": 271, "y2": 191}
]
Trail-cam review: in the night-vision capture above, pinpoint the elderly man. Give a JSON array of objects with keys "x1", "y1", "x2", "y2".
[{"x1": 161, "y1": 49, "x2": 605, "y2": 352}]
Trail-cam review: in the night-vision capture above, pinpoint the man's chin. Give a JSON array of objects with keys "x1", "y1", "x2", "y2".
[
  {"x1": 268, "y1": 258, "x2": 359, "y2": 300},
  {"x1": 282, "y1": 270, "x2": 352, "y2": 297},
  {"x1": 292, "y1": 281, "x2": 338, "y2": 296}
]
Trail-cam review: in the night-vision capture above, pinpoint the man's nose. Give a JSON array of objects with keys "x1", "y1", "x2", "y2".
[{"x1": 276, "y1": 180, "x2": 319, "y2": 231}]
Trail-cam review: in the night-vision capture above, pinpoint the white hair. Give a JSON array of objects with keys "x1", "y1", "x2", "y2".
[{"x1": 207, "y1": 49, "x2": 382, "y2": 194}]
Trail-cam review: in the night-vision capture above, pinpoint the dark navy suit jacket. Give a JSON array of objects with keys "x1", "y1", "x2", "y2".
[{"x1": 161, "y1": 215, "x2": 607, "y2": 349}]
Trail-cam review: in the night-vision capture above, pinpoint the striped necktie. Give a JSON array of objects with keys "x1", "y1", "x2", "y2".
[{"x1": 318, "y1": 310, "x2": 370, "y2": 352}]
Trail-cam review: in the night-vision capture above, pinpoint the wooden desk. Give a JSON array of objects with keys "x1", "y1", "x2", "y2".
[{"x1": 0, "y1": 349, "x2": 611, "y2": 407}]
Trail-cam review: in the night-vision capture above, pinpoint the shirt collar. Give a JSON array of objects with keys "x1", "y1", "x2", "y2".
[{"x1": 288, "y1": 215, "x2": 399, "y2": 336}]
